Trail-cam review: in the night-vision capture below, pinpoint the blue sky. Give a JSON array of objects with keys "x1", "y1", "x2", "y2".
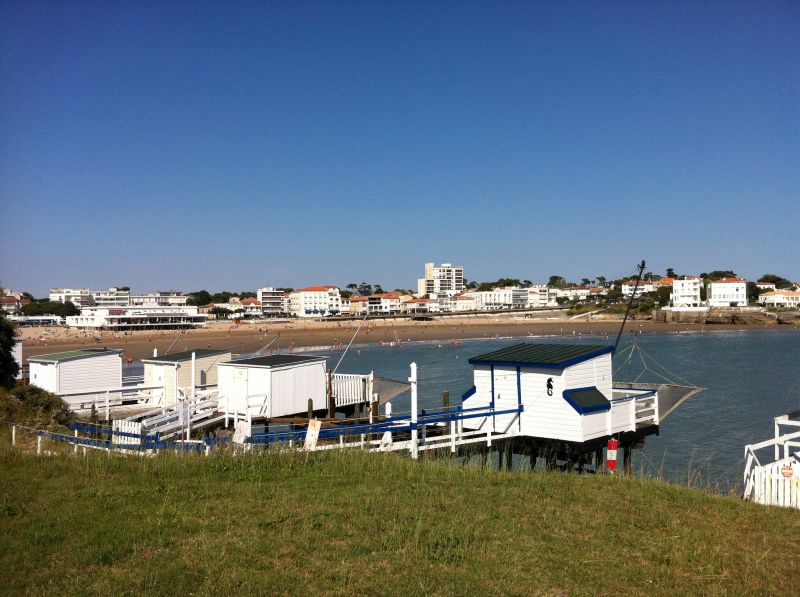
[{"x1": 1, "y1": 1, "x2": 797, "y2": 296}]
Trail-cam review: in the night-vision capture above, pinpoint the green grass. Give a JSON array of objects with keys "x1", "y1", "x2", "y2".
[{"x1": 1, "y1": 440, "x2": 798, "y2": 595}]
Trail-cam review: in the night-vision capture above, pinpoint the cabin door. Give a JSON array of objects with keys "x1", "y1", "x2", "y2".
[{"x1": 233, "y1": 369, "x2": 249, "y2": 416}]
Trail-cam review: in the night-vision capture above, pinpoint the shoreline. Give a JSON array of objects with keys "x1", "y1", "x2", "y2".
[{"x1": 15, "y1": 316, "x2": 798, "y2": 363}]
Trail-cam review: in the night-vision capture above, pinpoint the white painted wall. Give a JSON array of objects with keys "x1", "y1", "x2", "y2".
[
  {"x1": 29, "y1": 362, "x2": 58, "y2": 392},
  {"x1": 218, "y1": 360, "x2": 327, "y2": 418},
  {"x1": 13, "y1": 342, "x2": 22, "y2": 380},
  {"x1": 58, "y1": 353, "x2": 122, "y2": 394}
]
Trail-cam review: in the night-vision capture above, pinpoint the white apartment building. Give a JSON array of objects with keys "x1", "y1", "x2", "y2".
[
  {"x1": 527, "y1": 285, "x2": 559, "y2": 308},
  {"x1": 49, "y1": 288, "x2": 93, "y2": 307},
  {"x1": 401, "y1": 298, "x2": 439, "y2": 314},
  {"x1": 759, "y1": 291, "x2": 800, "y2": 308},
  {"x1": 557, "y1": 286, "x2": 593, "y2": 302},
  {"x1": 417, "y1": 262, "x2": 465, "y2": 299},
  {"x1": 130, "y1": 291, "x2": 188, "y2": 307},
  {"x1": 257, "y1": 287, "x2": 288, "y2": 316},
  {"x1": 92, "y1": 287, "x2": 131, "y2": 307},
  {"x1": 621, "y1": 280, "x2": 655, "y2": 298},
  {"x1": 467, "y1": 287, "x2": 528, "y2": 310},
  {"x1": 755, "y1": 282, "x2": 776, "y2": 292},
  {"x1": 289, "y1": 286, "x2": 342, "y2": 318},
  {"x1": 366, "y1": 292, "x2": 407, "y2": 315},
  {"x1": 670, "y1": 277, "x2": 703, "y2": 308},
  {"x1": 706, "y1": 278, "x2": 748, "y2": 307}
]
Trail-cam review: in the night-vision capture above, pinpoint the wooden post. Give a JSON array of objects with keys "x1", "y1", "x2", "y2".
[
  {"x1": 105, "y1": 390, "x2": 110, "y2": 422},
  {"x1": 37, "y1": 433, "x2": 42, "y2": 455},
  {"x1": 442, "y1": 390, "x2": 449, "y2": 410},
  {"x1": 308, "y1": 398, "x2": 313, "y2": 420},
  {"x1": 74, "y1": 429, "x2": 78, "y2": 455},
  {"x1": 11, "y1": 424, "x2": 15, "y2": 446}
]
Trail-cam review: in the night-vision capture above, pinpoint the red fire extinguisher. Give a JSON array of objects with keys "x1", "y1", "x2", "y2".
[{"x1": 606, "y1": 437, "x2": 619, "y2": 472}]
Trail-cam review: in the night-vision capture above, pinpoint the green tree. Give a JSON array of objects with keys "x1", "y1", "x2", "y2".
[
  {"x1": 596, "y1": 275, "x2": 607, "y2": 286},
  {"x1": 548, "y1": 276, "x2": 567, "y2": 288},
  {"x1": 209, "y1": 306, "x2": 230, "y2": 319},
  {"x1": 746, "y1": 282, "x2": 761, "y2": 304},
  {"x1": 186, "y1": 290, "x2": 212, "y2": 306},
  {"x1": 757, "y1": 274, "x2": 793, "y2": 289},
  {"x1": 0, "y1": 314, "x2": 20, "y2": 389},
  {"x1": 656, "y1": 286, "x2": 672, "y2": 306},
  {"x1": 22, "y1": 301, "x2": 78, "y2": 317},
  {"x1": 666, "y1": 268, "x2": 677, "y2": 278},
  {"x1": 701, "y1": 270, "x2": 737, "y2": 281}
]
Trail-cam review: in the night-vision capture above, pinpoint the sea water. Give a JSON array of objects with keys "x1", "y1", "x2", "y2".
[{"x1": 328, "y1": 329, "x2": 800, "y2": 490}]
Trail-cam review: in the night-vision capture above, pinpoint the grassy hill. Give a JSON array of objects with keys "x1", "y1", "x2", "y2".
[{"x1": 1, "y1": 441, "x2": 798, "y2": 595}]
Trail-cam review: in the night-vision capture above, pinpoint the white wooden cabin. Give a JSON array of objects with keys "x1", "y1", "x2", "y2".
[
  {"x1": 141, "y1": 348, "x2": 231, "y2": 407},
  {"x1": 462, "y1": 343, "x2": 648, "y2": 444},
  {"x1": 218, "y1": 354, "x2": 327, "y2": 420},
  {"x1": 28, "y1": 348, "x2": 122, "y2": 395}
]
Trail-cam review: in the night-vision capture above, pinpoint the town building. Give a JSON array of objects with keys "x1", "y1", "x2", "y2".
[
  {"x1": 289, "y1": 286, "x2": 342, "y2": 318},
  {"x1": 621, "y1": 280, "x2": 655, "y2": 298},
  {"x1": 556, "y1": 286, "x2": 592, "y2": 302},
  {"x1": 92, "y1": 287, "x2": 131, "y2": 307},
  {"x1": 466, "y1": 287, "x2": 528, "y2": 310},
  {"x1": 400, "y1": 298, "x2": 439, "y2": 314},
  {"x1": 49, "y1": 288, "x2": 93, "y2": 307},
  {"x1": 706, "y1": 277, "x2": 748, "y2": 308},
  {"x1": 348, "y1": 296, "x2": 368, "y2": 316},
  {"x1": 0, "y1": 296, "x2": 30, "y2": 314},
  {"x1": 257, "y1": 287, "x2": 288, "y2": 316},
  {"x1": 451, "y1": 294, "x2": 477, "y2": 312},
  {"x1": 759, "y1": 291, "x2": 800, "y2": 308},
  {"x1": 129, "y1": 291, "x2": 188, "y2": 307},
  {"x1": 527, "y1": 285, "x2": 559, "y2": 308},
  {"x1": 417, "y1": 262, "x2": 465, "y2": 299},
  {"x1": 755, "y1": 282, "x2": 777, "y2": 292},
  {"x1": 670, "y1": 276, "x2": 703, "y2": 308},
  {"x1": 65, "y1": 306, "x2": 207, "y2": 329},
  {"x1": 367, "y1": 291, "x2": 407, "y2": 315}
]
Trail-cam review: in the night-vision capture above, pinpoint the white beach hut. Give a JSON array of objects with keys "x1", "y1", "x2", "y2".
[
  {"x1": 140, "y1": 348, "x2": 232, "y2": 407},
  {"x1": 218, "y1": 354, "x2": 328, "y2": 420},
  {"x1": 462, "y1": 343, "x2": 641, "y2": 444},
  {"x1": 28, "y1": 348, "x2": 122, "y2": 395}
]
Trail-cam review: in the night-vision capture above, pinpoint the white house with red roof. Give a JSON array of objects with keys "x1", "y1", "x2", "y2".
[
  {"x1": 289, "y1": 286, "x2": 342, "y2": 318},
  {"x1": 706, "y1": 277, "x2": 748, "y2": 307}
]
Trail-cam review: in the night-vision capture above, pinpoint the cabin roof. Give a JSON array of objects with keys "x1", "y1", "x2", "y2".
[
  {"x1": 468, "y1": 343, "x2": 612, "y2": 368},
  {"x1": 223, "y1": 354, "x2": 326, "y2": 368},
  {"x1": 562, "y1": 387, "x2": 611, "y2": 414},
  {"x1": 28, "y1": 347, "x2": 122, "y2": 364},
  {"x1": 141, "y1": 348, "x2": 231, "y2": 363}
]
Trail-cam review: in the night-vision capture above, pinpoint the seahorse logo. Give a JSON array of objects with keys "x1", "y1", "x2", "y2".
[{"x1": 546, "y1": 377, "x2": 553, "y2": 396}]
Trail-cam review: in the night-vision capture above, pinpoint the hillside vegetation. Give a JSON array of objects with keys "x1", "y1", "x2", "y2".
[{"x1": 1, "y1": 441, "x2": 798, "y2": 595}]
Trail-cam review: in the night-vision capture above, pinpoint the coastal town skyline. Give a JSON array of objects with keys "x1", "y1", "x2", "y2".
[{"x1": 1, "y1": 3, "x2": 797, "y2": 302}]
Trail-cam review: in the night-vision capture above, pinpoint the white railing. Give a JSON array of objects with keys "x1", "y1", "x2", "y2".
[
  {"x1": 58, "y1": 384, "x2": 165, "y2": 416},
  {"x1": 332, "y1": 373, "x2": 372, "y2": 407},
  {"x1": 743, "y1": 419, "x2": 800, "y2": 509}
]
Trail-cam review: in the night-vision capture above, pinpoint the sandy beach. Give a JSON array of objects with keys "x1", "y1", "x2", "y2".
[{"x1": 15, "y1": 313, "x2": 791, "y2": 363}]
